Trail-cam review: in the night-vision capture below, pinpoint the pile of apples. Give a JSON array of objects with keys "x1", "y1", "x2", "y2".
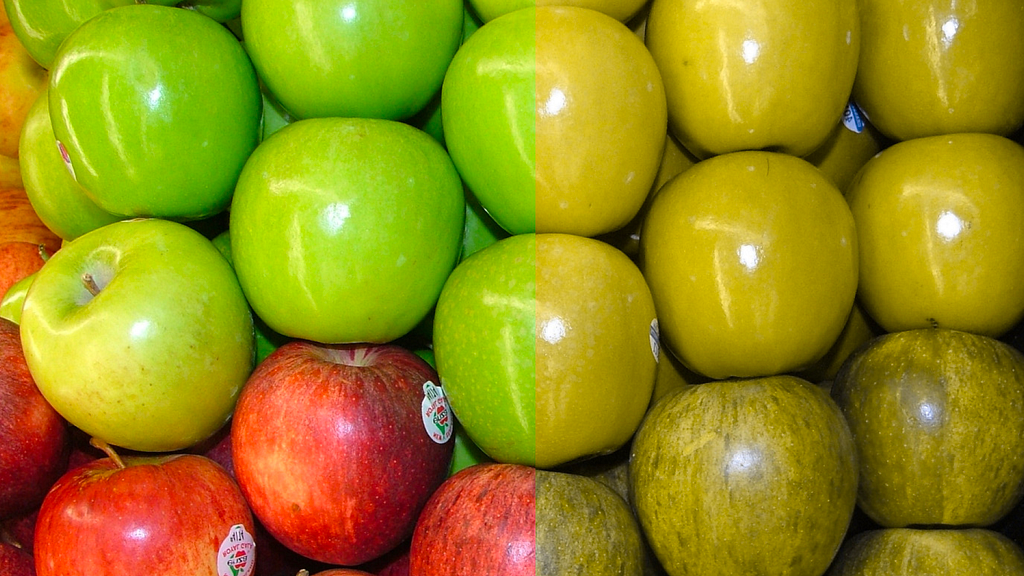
[{"x1": 3, "y1": 0, "x2": 1024, "y2": 575}]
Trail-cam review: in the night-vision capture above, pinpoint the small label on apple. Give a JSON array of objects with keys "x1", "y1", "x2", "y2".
[
  {"x1": 842, "y1": 102, "x2": 866, "y2": 134},
  {"x1": 217, "y1": 524, "x2": 256, "y2": 576},
  {"x1": 422, "y1": 381, "x2": 454, "y2": 444},
  {"x1": 650, "y1": 319, "x2": 661, "y2": 363},
  {"x1": 55, "y1": 140, "x2": 78, "y2": 181}
]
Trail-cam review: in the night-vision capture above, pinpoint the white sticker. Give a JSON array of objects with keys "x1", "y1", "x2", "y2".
[
  {"x1": 422, "y1": 381, "x2": 454, "y2": 444},
  {"x1": 217, "y1": 524, "x2": 255, "y2": 576},
  {"x1": 55, "y1": 140, "x2": 77, "y2": 181},
  {"x1": 649, "y1": 319, "x2": 660, "y2": 363},
  {"x1": 842, "y1": 102, "x2": 866, "y2": 134}
]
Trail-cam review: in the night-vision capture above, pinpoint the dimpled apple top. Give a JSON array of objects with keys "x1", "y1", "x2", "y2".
[
  {"x1": 241, "y1": 0, "x2": 463, "y2": 121},
  {"x1": 854, "y1": 0, "x2": 1024, "y2": 141},
  {"x1": 47, "y1": 4, "x2": 261, "y2": 220},
  {"x1": 229, "y1": 117, "x2": 465, "y2": 344},
  {"x1": 645, "y1": 0, "x2": 859, "y2": 158},
  {"x1": 2, "y1": 0, "x2": 134, "y2": 68},
  {"x1": 19, "y1": 218, "x2": 255, "y2": 453}
]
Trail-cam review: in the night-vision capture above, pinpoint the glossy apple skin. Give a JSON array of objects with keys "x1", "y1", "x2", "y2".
[
  {"x1": 48, "y1": 4, "x2": 261, "y2": 220},
  {"x1": 2, "y1": 0, "x2": 133, "y2": 68},
  {"x1": 242, "y1": 0, "x2": 462, "y2": 121},
  {"x1": 34, "y1": 453, "x2": 256, "y2": 576},
  {"x1": 847, "y1": 133, "x2": 1024, "y2": 337},
  {"x1": 433, "y1": 233, "x2": 536, "y2": 466},
  {"x1": 0, "y1": 317, "x2": 68, "y2": 520},
  {"x1": 646, "y1": 0, "x2": 859, "y2": 158},
  {"x1": 535, "y1": 7, "x2": 667, "y2": 237},
  {"x1": 409, "y1": 463, "x2": 536, "y2": 576},
  {"x1": 831, "y1": 329, "x2": 1024, "y2": 527},
  {"x1": 442, "y1": 7, "x2": 536, "y2": 234},
  {"x1": 535, "y1": 233, "x2": 657, "y2": 469},
  {"x1": 231, "y1": 341, "x2": 454, "y2": 566},
  {"x1": 19, "y1": 218, "x2": 255, "y2": 452},
  {"x1": 640, "y1": 151, "x2": 858, "y2": 379},
  {"x1": 854, "y1": 0, "x2": 1024, "y2": 141},
  {"x1": 230, "y1": 117, "x2": 464, "y2": 344},
  {"x1": 19, "y1": 90, "x2": 120, "y2": 241}
]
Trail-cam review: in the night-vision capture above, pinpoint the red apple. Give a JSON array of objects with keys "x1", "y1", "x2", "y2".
[
  {"x1": 0, "y1": 539, "x2": 33, "y2": 576},
  {"x1": 0, "y1": 317, "x2": 68, "y2": 520},
  {"x1": 408, "y1": 463, "x2": 536, "y2": 576},
  {"x1": 0, "y1": 189, "x2": 61, "y2": 255},
  {"x1": 0, "y1": 241, "x2": 47, "y2": 298},
  {"x1": 231, "y1": 341, "x2": 455, "y2": 566},
  {"x1": 34, "y1": 442, "x2": 256, "y2": 576}
]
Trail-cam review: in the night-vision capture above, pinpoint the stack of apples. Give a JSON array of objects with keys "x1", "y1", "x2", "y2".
[{"x1": 2, "y1": 0, "x2": 1024, "y2": 575}]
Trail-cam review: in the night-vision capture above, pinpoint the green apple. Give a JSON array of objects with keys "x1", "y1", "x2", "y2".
[
  {"x1": 141, "y1": 0, "x2": 242, "y2": 22},
  {"x1": 19, "y1": 218, "x2": 255, "y2": 452},
  {"x1": 230, "y1": 117, "x2": 465, "y2": 344},
  {"x1": 442, "y1": 6, "x2": 536, "y2": 234},
  {"x1": 433, "y1": 233, "x2": 536, "y2": 466},
  {"x1": 48, "y1": 4, "x2": 261, "y2": 220},
  {"x1": 0, "y1": 271, "x2": 32, "y2": 324},
  {"x1": 2, "y1": 0, "x2": 134, "y2": 69},
  {"x1": 461, "y1": 189, "x2": 509, "y2": 261},
  {"x1": 827, "y1": 528, "x2": 1024, "y2": 575},
  {"x1": 241, "y1": 0, "x2": 463, "y2": 121},
  {"x1": 19, "y1": 89, "x2": 121, "y2": 241},
  {"x1": 210, "y1": 229, "x2": 290, "y2": 365}
]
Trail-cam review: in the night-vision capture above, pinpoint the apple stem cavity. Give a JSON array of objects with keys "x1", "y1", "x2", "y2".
[
  {"x1": 81, "y1": 273, "x2": 102, "y2": 297},
  {"x1": 38, "y1": 244, "x2": 51, "y2": 262},
  {"x1": 90, "y1": 437, "x2": 127, "y2": 470}
]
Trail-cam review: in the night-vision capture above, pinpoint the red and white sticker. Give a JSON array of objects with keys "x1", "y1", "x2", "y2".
[
  {"x1": 55, "y1": 140, "x2": 77, "y2": 181},
  {"x1": 217, "y1": 524, "x2": 255, "y2": 576},
  {"x1": 422, "y1": 381, "x2": 453, "y2": 444}
]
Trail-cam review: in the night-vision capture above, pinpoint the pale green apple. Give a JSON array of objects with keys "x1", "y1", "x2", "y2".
[{"x1": 19, "y1": 218, "x2": 255, "y2": 452}]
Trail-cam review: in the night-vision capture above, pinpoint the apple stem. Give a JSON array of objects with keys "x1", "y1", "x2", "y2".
[
  {"x1": 296, "y1": 571, "x2": 310, "y2": 576},
  {"x1": 81, "y1": 273, "x2": 101, "y2": 297},
  {"x1": 38, "y1": 244, "x2": 51, "y2": 262},
  {"x1": 89, "y1": 437, "x2": 126, "y2": 470}
]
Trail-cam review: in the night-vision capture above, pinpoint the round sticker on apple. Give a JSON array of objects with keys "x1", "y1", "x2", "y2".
[
  {"x1": 421, "y1": 381, "x2": 453, "y2": 444},
  {"x1": 217, "y1": 524, "x2": 256, "y2": 576}
]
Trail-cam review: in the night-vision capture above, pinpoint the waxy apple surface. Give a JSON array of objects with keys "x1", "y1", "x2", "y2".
[
  {"x1": 19, "y1": 218, "x2": 255, "y2": 452},
  {"x1": 2, "y1": 0, "x2": 133, "y2": 68},
  {"x1": 230, "y1": 117, "x2": 464, "y2": 344},
  {"x1": 442, "y1": 7, "x2": 536, "y2": 234},
  {"x1": 433, "y1": 233, "x2": 536, "y2": 466},
  {"x1": 231, "y1": 341, "x2": 454, "y2": 566},
  {"x1": 47, "y1": 4, "x2": 261, "y2": 220},
  {"x1": 242, "y1": 0, "x2": 463, "y2": 120},
  {"x1": 34, "y1": 452, "x2": 256, "y2": 576}
]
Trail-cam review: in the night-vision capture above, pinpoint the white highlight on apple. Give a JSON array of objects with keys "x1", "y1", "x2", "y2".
[
  {"x1": 322, "y1": 203, "x2": 351, "y2": 233},
  {"x1": 543, "y1": 88, "x2": 566, "y2": 116},
  {"x1": 936, "y1": 210, "x2": 963, "y2": 241},
  {"x1": 130, "y1": 319, "x2": 151, "y2": 339},
  {"x1": 340, "y1": 3, "x2": 357, "y2": 22},
  {"x1": 737, "y1": 244, "x2": 760, "y2": 270},
  {"x1": 741, "y1": 39, "x2": 760, "y2": 64},
  {"x1": 941, "y1": 17, "x2": 959, "y2": 45},
  {"x1": 541, "y1": 317, "x2": 566, "y2": 345},
  {"x1": 147, "y1": 87, "x2": 162, "y2": 109}
]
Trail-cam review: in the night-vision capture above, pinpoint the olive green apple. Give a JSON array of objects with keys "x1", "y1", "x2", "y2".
[{"x1": 19, "y1": 218, "x2": 256, "y2": 452}]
